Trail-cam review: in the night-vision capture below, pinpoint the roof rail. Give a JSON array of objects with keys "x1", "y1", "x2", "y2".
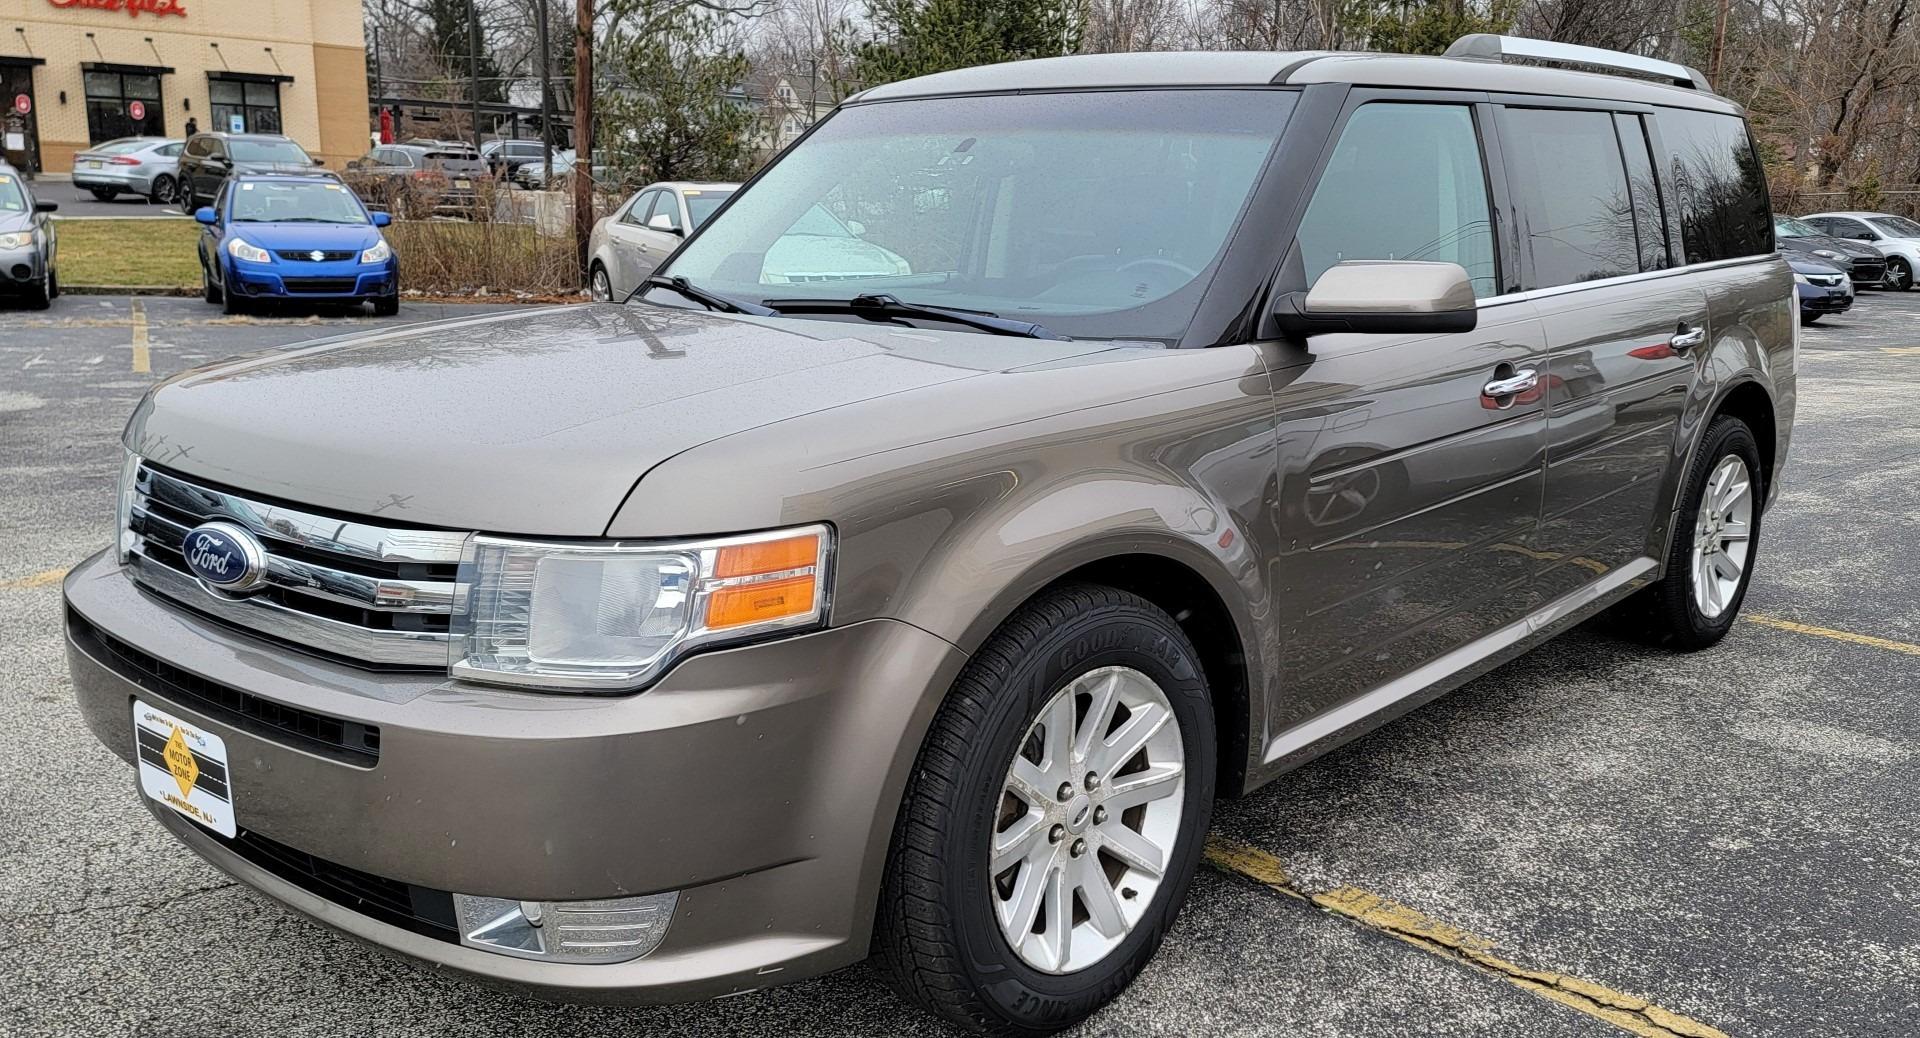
[{"x1": 1445, "y1": 34, "x2": 1712, "y2": 93}]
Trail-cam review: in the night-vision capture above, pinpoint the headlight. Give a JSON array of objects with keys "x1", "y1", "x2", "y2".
[
  {"x1": 116, "y1": 451, "x2": 142, "y2": 563},
  {"x1": 226, "y1": 237, "x2": 271, "y2": 263},
  {"x1": 1814, "y1": 249, "x2": 1840, "y2": 259},
  {"x1": 451, "y1": 523, "x2": 832, "y2": 691},
  {"x1": 0, "y1": 231, "x2": 32, "y2": 249},
  {"x1": 1792, "y1": 271, "x2": 1810, "y2": 285},
  {"x1": 361, "y1": 239, "x2": 391, "y2": 264}
]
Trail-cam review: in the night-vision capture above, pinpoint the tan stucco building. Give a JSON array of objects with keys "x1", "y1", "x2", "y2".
[{"x1": 1, "y1": 0, "x2": 367, "y2": 174}]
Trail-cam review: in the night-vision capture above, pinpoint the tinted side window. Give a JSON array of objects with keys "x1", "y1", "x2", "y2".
[
  {"x1": 1656, "y1": 107, "x2": 1772, "y2": 263},
  {"x1": 185, "y1": 137, "x2": 208, "y2": 158},
  {"x1": 1296, "y1": 103, "x2": 1497, "y2": 297},
  {"x1": 1615, "y1": 114, "x2": 1671, "y2": 271},
  {"x1": 1502, "y1": 108, "x2": 1637, "y2": 288},
  {"x1": 622, "y1": 190, "x2": 658, "y2": 225}
]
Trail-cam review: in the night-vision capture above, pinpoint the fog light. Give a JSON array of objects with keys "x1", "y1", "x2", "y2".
[{"x1": 453, "y1": 890, "x2": 678, "y2": 963}]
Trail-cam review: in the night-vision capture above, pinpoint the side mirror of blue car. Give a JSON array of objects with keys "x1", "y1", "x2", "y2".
[
  {"x1": 194, "y1": 207, "x2": 219, "y2": 226},
  {"x1": 371, "y1": 211, "x2": 392, "y2": 228}
]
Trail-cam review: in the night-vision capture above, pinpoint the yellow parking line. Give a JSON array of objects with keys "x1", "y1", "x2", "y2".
[
  {"x1": 0, "y1": 566, "x2": 69, "y2": 590},
  {"x1": 1743, "y1": 613, "x2": 1920, "y2": 657},
  {"x1": 130, "y1": 298, "x2": 151, "y2": 373},
  {"x1": 1204, "y1": 838, "x2": 1727, "y2": 1038}
]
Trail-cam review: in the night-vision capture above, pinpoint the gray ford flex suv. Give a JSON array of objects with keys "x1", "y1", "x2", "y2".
[{"x1": 66, "y1": 35, "x2": 1794, "y2": 1036}]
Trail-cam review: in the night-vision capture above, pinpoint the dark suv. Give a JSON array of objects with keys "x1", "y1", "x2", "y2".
[
  {"x1": 1774, "y1": 215, "x2": 1888, "y2": 287},
  {"x1": 177, "y1": 132, "x2": 326, "y2": 209}
]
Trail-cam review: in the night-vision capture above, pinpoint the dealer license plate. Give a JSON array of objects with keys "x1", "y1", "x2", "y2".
[
  {"x1": 134, "y1": 699, "x2": 237, "y2": 838},
  {"x1": 86, "y1": 160, "x2": 102, "y2": 170}
]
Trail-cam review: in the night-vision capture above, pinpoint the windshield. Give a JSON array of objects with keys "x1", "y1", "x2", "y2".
[
  {"x1": 685, "y1": 191, "x2": 732, "y2": 228},
  {"x1": 1871, "y1": 216, "x2": 1920, "y2": 237},
  {"x1": 657, "y1": 90, "x2": 1297, "y2": 341},
  {"x1": 229, "y1": 181, "x2": 369, "y2": 224},
  {"x1": 0, "y1": 173, "x2": 24, "y2": 214},
  {"x1": 1775, "y1": 217, "x2": 1820, "y2": 238},
  {"x1": 229, "y1": 139, "x2": 312, "y2": 164}
]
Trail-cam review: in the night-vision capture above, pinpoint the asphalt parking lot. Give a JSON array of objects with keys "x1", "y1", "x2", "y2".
[{"x1": 2, "y1": 291, "x2": 1917, "y2": 1038}]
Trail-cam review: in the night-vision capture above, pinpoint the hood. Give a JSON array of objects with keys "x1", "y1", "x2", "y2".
[
  {"x1": 230, "y1": 222, "x2": 382, "y2": 251},
  {"x1": 0, "y1": 209, "x2": 29, "y2": 234},
  {"x1": 1783, "y1": 233, "x2": 1881, "y2": 258},
  {"x1": 127, "y1": 304, "x2": 1118, "y2": 535},
  {"x1": 1785, "y1": 254, "x2": 1846, "y2": 276}
]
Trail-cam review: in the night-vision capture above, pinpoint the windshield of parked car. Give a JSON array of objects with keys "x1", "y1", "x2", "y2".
[
  {"x1": 656, "y1": 90, "x2": 1297, "y2": 341},
  {"x1": 228, "y1": 139, "x2": 312, "y2": 164},
  {"x1": 1870, "y1": 216, "x2": 1920, "y2": 237},
  {"x1": 229, "y1": 181, "x2": 369, "y2": 224},
  {"x1": 0, "y1": 173, "x2": 24, "y2": 214},
  {"x1": 94, "y1": 139, "x2": 148, "y2": 155},
  {"x1": 685, "y1": 190, "x2": 731, "y2": 228},
  {"x1": 1775, "y1": 217, "x2": 1821, "y2": 238}
]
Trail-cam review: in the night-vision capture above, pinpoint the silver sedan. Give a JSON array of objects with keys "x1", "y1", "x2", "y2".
[{"x1": 71, "y1": 137, "x2": 185, "y2": 204}]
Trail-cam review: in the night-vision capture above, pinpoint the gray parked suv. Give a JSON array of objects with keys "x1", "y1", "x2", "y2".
[{"x1": 65, "y1": 35, "x2": 1793, "y2": 1036}]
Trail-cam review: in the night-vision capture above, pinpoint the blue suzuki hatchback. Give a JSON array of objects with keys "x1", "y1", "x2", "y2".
[{"x1": 196, "y1": 173, "x2": 400, "y2": 316}]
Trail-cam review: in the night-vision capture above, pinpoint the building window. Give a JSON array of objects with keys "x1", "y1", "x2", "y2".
[
  {"x1": 210, "y1": 78, "x2": 282, "y2": 135},
  {"x1": 84, "y1": 70, "x2": 165, "y2": 142}
]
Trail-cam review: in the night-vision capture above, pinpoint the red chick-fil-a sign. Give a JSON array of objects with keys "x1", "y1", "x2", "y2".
[{"x1": 47, "y1": 0, "x2": 188, "y2": 18}]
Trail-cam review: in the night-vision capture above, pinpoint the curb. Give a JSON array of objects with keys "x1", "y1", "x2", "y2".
[{"x1": 64, "y1": 284, "x2": 197, "y2": 297}]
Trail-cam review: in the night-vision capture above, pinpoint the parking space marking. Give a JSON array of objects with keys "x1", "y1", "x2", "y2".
[
  {"x1": 1204, "y1": 838, "x2": 1728, "y2": 1038},
  {"x1": 1743, "y1": 612, "x2": 1920, "y2": 657},
  {"x1": 130, "y1": 300, "x2": 151, "y2": 374},
  {"x1": 0, "y1": 566, "x2": 69, "y2": 591}
]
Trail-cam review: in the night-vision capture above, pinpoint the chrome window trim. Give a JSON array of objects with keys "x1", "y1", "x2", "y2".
[
  {"x1": 1476, "y1": 253, "x2": 1779, "y2": 308},
  {"x1": 141, "y1": 467, "x2": 467, "y2": 566},
  {"x1": 128, "y1": 549, "x2": 452, "y2": 667},
  {"x1": 135, "y1": 506, "x2": 457, "y2": 614}
]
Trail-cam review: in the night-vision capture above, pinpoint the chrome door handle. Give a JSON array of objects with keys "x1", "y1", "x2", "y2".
[
  {"x1": 1671, "y1": 325, "x2": 1707, "y2": 351},
  {"x1": 1483, "y1": 368, "x2": 1539, "y2": 398}
]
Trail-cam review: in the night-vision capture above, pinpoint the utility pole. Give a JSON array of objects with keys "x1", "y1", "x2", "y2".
[
  {"x1": 573, "y1": 0, "x2": 593, "y2": 284},
  {"x1": 536, "y1": 0, "x2": 553, "y2": 174},
  {"x1": 468, "y1": 0, "x2": 484, "y2": 150}
]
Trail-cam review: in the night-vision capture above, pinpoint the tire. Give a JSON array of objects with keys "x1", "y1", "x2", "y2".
[
  {"x1": 89, "y1": 187, "x2": 116, "y2": 202},
  {"x1": 590, "y1": 263, "x2": 612, "y2": 302},
  {"x1": 22, "y1": 274, "x2": 50, "y2": 310},
  {"x1": 1888, "y1": 256, "x2": 1913, "y2": 292},
  {"x1": 201, "y1": 259, "x2": 223, "y2": 304},
  {"x1": 1799, "y1": 313, "x2": 1819, "y2": 326},
  {"x1": 45, "y1": 267, "x2": 58, "y2": 301},
  {"x1": 150, "y1": 175, "x2": 176, "y2": 206},
  {"x1": 1609, "y1": 415, "x2": 1763, "y2": 651},
  {"x1": 875, "y1": 584, "x2": 1216, "y2": 1037},
  {"x1": 373, "y1": 292, "x2": 399, "y2": 317},
  {"x1": 220, "y1": 266, "x2": 248, "y2": 316}
]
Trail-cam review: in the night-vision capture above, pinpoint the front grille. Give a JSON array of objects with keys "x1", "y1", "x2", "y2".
[
  {"x1": 217, "y1": 827, "x2": 459, "y2": 943},
  {"x1": 71, "y1": 607, "x2": 381, "y2": 766},
  {"x1": 127, "y1": 463, "x2": 467, "y2": 668},
  {"x1": 282, "y1": 277, "x2": 360, "y2": 294},
  {"x1": 275, "y1": 250, "x2": 358, "y2": 262}
]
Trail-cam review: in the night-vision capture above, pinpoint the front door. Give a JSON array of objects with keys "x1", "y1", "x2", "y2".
[
  {"x1": 605, "y1": 189, "x2": 661, "y2": 297},
  {"x1": 0, "y1": 63, "x2": 40, "y2": 174},
  {"x1": 1265, "y1": 98, "x2": 1549, "y2": 758}
]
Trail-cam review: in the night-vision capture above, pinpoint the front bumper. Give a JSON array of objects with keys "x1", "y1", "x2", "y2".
[
  {"x1": 73, "y1": 168, "x2": 154, "y2": 192},
  {"x1": 1796, "y1": 282, "x2": 1853, "y2": 314},
  {"x1": 64, "y1": 550, "x2": 965, "y2": 1003},
  {"x1": 228, "y1": 261, "x2": 397, "y2": 300},
  {"x1": 1, "y1": 244, "x2": 44, "y2": 288}
]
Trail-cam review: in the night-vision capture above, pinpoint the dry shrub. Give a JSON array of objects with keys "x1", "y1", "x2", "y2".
[{"x1": 387, "y1": 218, "x2": 581, "y2": 297}]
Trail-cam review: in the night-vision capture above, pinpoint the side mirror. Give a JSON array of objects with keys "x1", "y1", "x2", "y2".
[
  {"x1": 33, "y1": 200, "x2": 57, "y2": 213},
  {"x1": 371, "y1": 211, "x2": 392, "y2": 227},
  {"x1": 647, "y1": 213, "x2": 681, "y2": 235},
  {"x1": 194, "y1": 207, "x2": 218, "y2": 226},
  {"x1": 313, "y1": 158, "x2": 327, "y2": 167},
  {"x1": 1271, "y1": 261, "x2": 1478, "y2": 338}
]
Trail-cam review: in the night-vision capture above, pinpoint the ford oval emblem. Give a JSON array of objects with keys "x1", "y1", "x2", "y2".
[{"x1": 181, "y1": 521, "x2": 269, "y2": 593}]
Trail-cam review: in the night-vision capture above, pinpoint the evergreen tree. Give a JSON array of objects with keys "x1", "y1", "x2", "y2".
[
  {"x1": 853, "y1": 0, "x2": 1083, "y2": 88},
  {"x1": 597, "y1": 0, "x2": 759, "y2": 184},
  {"x1": 426, "y1": 0, "x2": 507, "y2": 104}
]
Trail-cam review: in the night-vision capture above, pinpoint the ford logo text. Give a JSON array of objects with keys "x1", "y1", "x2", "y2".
[{"x1": 181, "y1": 522, "x2": 269, "y2": 593}]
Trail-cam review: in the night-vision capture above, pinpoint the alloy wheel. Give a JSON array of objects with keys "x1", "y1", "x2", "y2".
[
  {"x1": 991, "y1": 666, "x2": 1185, "y2": 974},
  {"x1": 591, "y1": 267, "x2": 612, "y2": 302},
  {"x1": 1692, "y1": 455, "x2": 1754, "y2": 618}
]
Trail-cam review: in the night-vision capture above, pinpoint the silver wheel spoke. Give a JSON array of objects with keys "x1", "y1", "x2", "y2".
[
  {"x1": 993, "y1": 811, "x2": 1048, "y2": 875},
  {"x1": 1001, "y1": 852, "x2": 1053, "y2": 937},
  {"x1": 1102, "y1": 763, "x2": 1184, "y2": 813},
  {"x1": 1092, "y1": 702, "x2": 1169, "y2": 776},
  {"x1": 1101, "y1": 823, "x2": 1166, "y2": 878},
  {"x1": 1720, "y1": 521, "x2": 1751, "y2": 543},
  {"x1": 1041, "y1": 861, "x2": 1072, "y2": 971},
  {"x1": 1042, "y1": 689, "x2": 1077, "y2": 771},
  {"x1": 1008, "y1": 757, "x2": 1053, "y2": 809},
  {"x1": 1074, "y1": 671, "x2": 1123, "y2": 763},
  {"x1": 1075, "y1": 854, "x2": 1128, "y2": 937},
  {"x1": 1710, "y1": 550, "x2": 1742, "y2": 583}
]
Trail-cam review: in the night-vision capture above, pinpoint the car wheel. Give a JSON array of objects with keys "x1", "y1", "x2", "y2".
[
  {"x1": 22, "y1": 273, "x2": 51, "y2": 310},
  {"x1": 876, "y1": 583, "x2": 1215, "y2": 1037},
  {"x1": 590, "y1": 264, "x2": 612, "y2": 302},
  {"x1": 151, "y1": 175, "x2": 176, "y2": 206},
  {"x1": 1609, "y1": 415, "x2": 1762, "y2": 651},
  {"x1": 201, "y1": 259, "x2": 224, "y2": 304},
  {"x1": 373, "y1": 292, "x2": 400, "y2": 317},
  {"x1": 88, "y1": 187, "x2": 116, "y2": 202},
  {"x1": 1799, "y1": 313, "x2": 1818, "y2": 326},
  {"x1": 1888, "y1": 256, "x2": 1913, "y2": 291},
  {"x1": 220, "y1": 269, "x2": 248, "y2": 316},
  {"x1": 46, "y1": 267, "x2": 58, "y2": 300}
]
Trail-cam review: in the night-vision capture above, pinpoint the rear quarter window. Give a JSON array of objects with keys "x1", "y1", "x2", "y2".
[{"x1": 1655, "y1": 107, "x2": 1772, "y2": 264}]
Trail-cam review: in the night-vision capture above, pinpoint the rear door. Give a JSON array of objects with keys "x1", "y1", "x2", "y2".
[
  {"x1": 1495, "y1": 103, "x2": 1705, "y2": 600},
  {"x1": 605, "y1": 189, "x2": 661, "y2": 296},
  {"x1": 1265, "y1": 96, "x2": 1550, "y2": 748}
]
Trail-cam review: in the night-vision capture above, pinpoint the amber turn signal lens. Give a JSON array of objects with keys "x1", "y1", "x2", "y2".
[
  {"x1": 705, "y1": 575, "x2": 817, "y2": 629},
  {"x1": 713, "y1": 533, "x2": 820, "y2": 579}
]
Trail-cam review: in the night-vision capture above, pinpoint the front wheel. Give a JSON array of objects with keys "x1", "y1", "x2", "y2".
[
  {"x1": 1799, "y1": 313, "x2": 1819, "y2": 326},
  {"x1": 372, "y1": 292, "x2": 399, "y2": 317},
  {"x1": 1609, "y1": 415, "x2": 1762, "y2": 650},
  {"x1": 1888, "y1": 256, "x2": 1913, "y2": 292},
  {"x1": 150, "y1": 174, "x2": 176, "y2": 206},
  {"x1": 589, "y1": 263, "x2": 612, "y2": 302},
  {"x1": 875, "y1": 584, "x2": 1215, "y2": 1036},
  {"x1": 201, "y1": 259, "x2": 224, "y2": 304},
  {"x1": 88, "y1": 187, "x2": 116, "y2": 202}
]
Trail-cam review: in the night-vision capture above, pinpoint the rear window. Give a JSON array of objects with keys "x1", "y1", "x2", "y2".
[
  {"x1": 1871, "y1": 216, "x2": 1920, "y2": 237},
  {"x1": 229, "y1": 138, "x2": 312, "y2": 165},
  {"x1": 1501, "y1": 107, "x2": 1639, "y2": 287},
  {"x1": 94, "y1": 139, "x2": 147, "y2": 155},
  {"x1": 1655, "y1": 107, "x2": 1772, "y2": 264}
]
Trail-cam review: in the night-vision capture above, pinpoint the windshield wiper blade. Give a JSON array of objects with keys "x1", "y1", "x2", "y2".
[
  {"x1": 762, "y1": 293, "x2": 1064, "y2": 339},
  {"x1": 640, "y1": 274, "x2": 778, "y2": 316}
]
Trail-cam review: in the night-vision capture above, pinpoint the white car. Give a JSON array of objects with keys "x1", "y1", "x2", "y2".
[
  {"x1": 587, "y1": 182, "x2": 736, "y2": 301},
  {"x1": 1801, "y1": 211, "x2": 1920, "y2": 290}
]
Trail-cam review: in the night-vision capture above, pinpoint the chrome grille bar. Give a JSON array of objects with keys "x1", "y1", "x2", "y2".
[{"x1": 140, "y1": 467, "x2": 468, "y2": 566}]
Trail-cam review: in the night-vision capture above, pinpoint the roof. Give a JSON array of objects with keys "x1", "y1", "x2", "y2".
[
  {"x1": 852, "y1": 49, "x2": 1743, "y2": 115},
  {"x1": 1803, "y1": 211, "x2": 1895, "y2": 219}
]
